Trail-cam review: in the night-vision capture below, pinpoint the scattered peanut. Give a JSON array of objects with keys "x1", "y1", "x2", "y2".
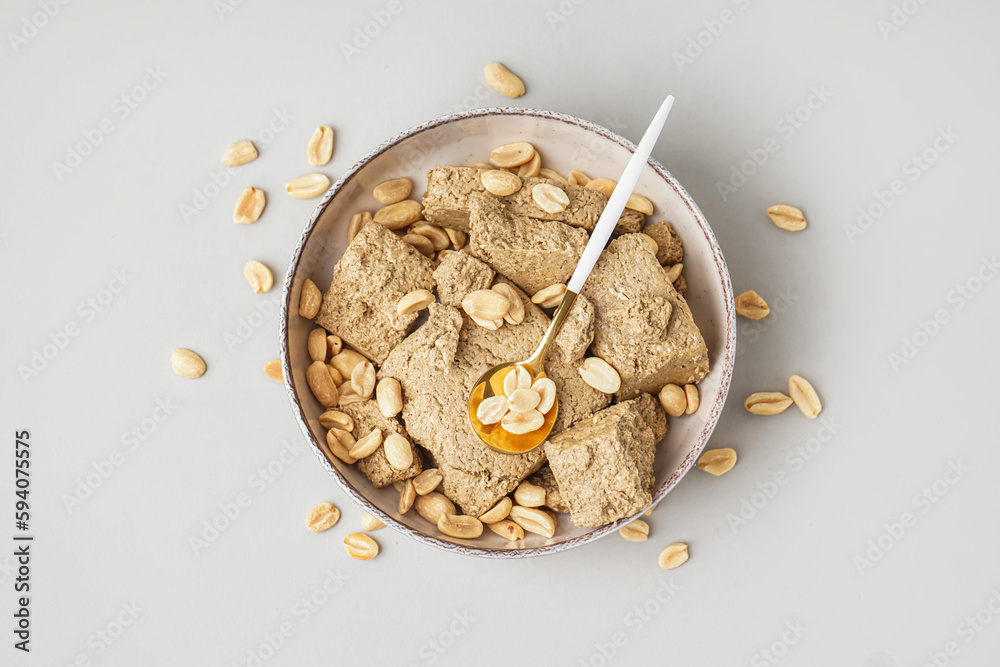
[
  {"x1": 735, "y1": 290, "x2": 770, "y2": 320},
  {"x1": 383, "y1": 433, "x2": 413, "y2": 470},
  {"x1": 509, "y1": 506, "x2": 556, "y2": 538},
  {"x1": 171, "y1": 348, "x2": 206, "y2": 378},
  {"x1": 484, "y1": 62, "x2": 526, "y2": 98},
  {"x1": 744, "y1": 392, "x2": 793, "y2": 415},
  {"x1": 684, "y1": 384, "x2": 700, "y2": 414},
  {"x1": 398, "y1": 478, "x2": 416, "y2": 513},
  {"x1": 318, "y1": 410, "x2": 353, "y2": 431},
  {"x1": 286, "y1": 173, "x2": 330, "y2": 199},
  {"x1": 348, "y1": 211, "x2": 372, "y2": 243},
  {"x1": 361, "y1": 512, "x2": 385, "y2": 531},
  {"x1": 306, "y1": 360, "x2": 340, "y2": 407},
  {"x1": 487, "y1": 519, "x2": 524, "y2": 542},
  {"x1": 619, "y1": 520, "x2": 650, "y2": 542},
  {"x1": 351, "y1": 361, "x2": 376, "y2": 398},
  {"x1": 343, "y1": 532, "x2": 379, "y2": 560},
  {"x1": 489, "y1": 142, "x2": 535, "y2": 168},
  {"x1": 788, "y1": 374, "x2": 822, "y2": 418},
  {"x1": 221, "y1": 139, "x2": 257, "y2": 166},
  {"x1": 413, "y1": 468, "x2": 443, "y2": 495},
  {"x1": 658, "y1": 543, "x2": 689, "y2": 570},
  {"x1": 767, "y1": 204, "x2": 807, "y2": 231},
  {"x1": 414, "y1": 492, "x2": 456, "y2": 524},
  {"x1": 462, "y1": 289, "x2": 511, "y2": 321},
  {"x1": 305, "y1": 502, "x2": 340, "y2": 532},
  {"x1": 697, "y1": 448, "x2": 738, "y2": 476},
  {"x1": 374, "y1": 200, "x2": 423, "y2": 230},
  {"x1": 306, "y1": 126, "x2": 335, "y2": 167},
  {"x1": 513, "y1": 481, "x2": 546, "y2": 508},
  {"x1": 349, "y1": 428, "x2": 383, "y2": 459},
  {"x1": 233, "y1": 185, "x2": 266, "y2": 224},
  {"x1": 308, "y1": 327, "x2": 327, "y2": 362},
  {"x1": 263, "y1": 359, "x2": 283, "y2": 383},
  {"x1": 243, "y1": 260, "x2": 274, "y2": 294}
]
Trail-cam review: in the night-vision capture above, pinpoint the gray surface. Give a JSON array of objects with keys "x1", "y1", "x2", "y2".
[{"x1": 2, "y1": 1, "x2": 999, "y2": 665}]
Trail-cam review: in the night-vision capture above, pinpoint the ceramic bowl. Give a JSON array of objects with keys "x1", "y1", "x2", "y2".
[{"x1": 280, "y1": 107, "x2": 735, "y2": 558}]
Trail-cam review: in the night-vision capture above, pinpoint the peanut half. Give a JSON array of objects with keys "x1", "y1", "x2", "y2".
[
  {"x1": 398, "y1": 478, "x2": 416, "y2": 514},
  {"x1": 351, "y1": 361, "x2": 376, "y2": 398},
  {"x1": 361, "y1": 512, "x2": 385, "y2": 531},
  {"x1": 744, "y1": 392, "x2": 793, "y2": 415},
  {"x1": 659, "y1": 543, "x2": 689, "y2": 570},
  {"x1": 318, "y1": 410, "x2": 353, "y2": 431},
  {"x1": 513, "y1": 481, "x2": 546, "y2": 508},
  {"x1": 374, "y1": 200, "x2": 423, "y2": 230},
  {"x1": 299, "y1": 279, "x2": 322, "y2": 318},
  {"x1": 171, "y1": 348, "x2": 206, "y2": 378},
  {"x1": 413, "y1": 468, "x2": 443, "y2": 495},
  {"x1": 373, "y1": 178, "x2": 413, "y2": 205},
  {"x1": 286, "y1": 173, "x2": 330, "y2": 199},
  {"x1": 478, "y1": 497, "x2": 513, "y2": 524},
  {"x1": 243, "y1": 260, "x2": 274, "y2": 294},
  {"x1": 489, "y1": 142, "x2": 535, "y2": 168},
  {"x1": 491, "y1": 283, "x2": 525, "y2": 325},
  {"x1": 480, "y1": 169, "x2": 523, "y2": 196},
  {"x1": 307, "y1": 328, "x2": 327, "y2": 362},
  {"x1": 415, "y1": 492, "x2": 456, "y2": 524},
  {"x1": 221, "y1": 139, "x2": 257, "y2": 166},
  {"x1": 263, "y1": 359, "x2": 283, "y2": 383},
  {"x1": 619, "y1": 519, "x2": 650, "y2": 542},
  {"x1": 659, "y1": 384, "x2": 687, "y2": 416},
  {"x1": 462, "y1": 289, "x2": 511, "y2": 321},
  {"x1": 305, "y1": 502, "x2": 340, "y2": 532},
  {"x1": 579, "y1": 357, "x2": 622, "y2": 394},
  {"x1": 788, "y1": 374, "x2": 822, "y2": 418},
  {"x1": 383, "y1": 433, "x2": 413, "y2": 470},
  {"x1": 348, "y1": 211, "x2": 372, "y2": 243},
  {"x1": 767, "y1": 204, "x2": 807, "y2": 231},
  {"x1": 349, "y1": 428, "x2": 382, "y2": 459},
  {"x1": 488, "y1": 519, "x2": 524, "y2": 542},
  {"x1": 484, "y1": 62, "x2": 526, "y2": 98},
  {"x1": 697, "y1": 448, "x2": 737, "y2": 476},
  {"x1": 509, "y1": 506, "x2": 556, "y2": 538},
  {"x1": 438, "y1": 514, "x2": 484, "y2": 539},
  {"x1": 233, "y1": 185, "x2": 266, "y2": 224},
  {"x1": 376, "y1": 378, "x2": 403, "y2": 418},
  {"x1": 532, "y1": 183, "x2": 570, "y2": 213},
  {"x1": 343, "y1": 532, "x2": 379, "y2": 560},
  {"x1": 306, "y1": 360, "x2": 339, "y2": 407},
  {"x1": 735, "y1": 290, "x2": 770, "y2": 319},
  {"x1": 307, "y1": 126, "x2": 335, "y2": 167},
  {"x1": 531, "y1": 283, "x2": 567, "y2": 309}
]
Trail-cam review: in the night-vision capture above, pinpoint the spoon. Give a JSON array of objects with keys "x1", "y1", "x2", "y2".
[{"x1": 468, "y1": 94, "x2": 676, "y2": 455}]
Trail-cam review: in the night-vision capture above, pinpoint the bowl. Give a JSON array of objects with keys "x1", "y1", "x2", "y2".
[{"x1": 280, "y1": 107, "x2": 735, "y2": 558}]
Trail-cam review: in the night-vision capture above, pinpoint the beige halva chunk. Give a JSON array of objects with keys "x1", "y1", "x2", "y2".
[
  {"x1": 378, "y1": 290, "x2": 609, "y2": 516},
  {"x1": 468, "y1": 194, "x2": 588, "y2": 295},
  {"x1": 642, "y1": 220, "x2": 684, "y2": 266},
  {"x1": 339, "y1": 400, "x2": 422, "y2": 488},
  {"x1": 432, "y1": 249, "x2": 496, "y2": 308},
  {"x1": 422, "y1": 166, "x2": 645, "y2": 235},
  {"x1": 545, "y1": 394, "x2": 666, "y2": 528},
  {"x1": 315, "y1": 221, "x2": 436, "y2": 364},
  {"x1": 378, "y1": 305, "x2": 544, "y2": 516},
  {"x1": 582, "y1": 234, "x2": 709, "y2": 399}
]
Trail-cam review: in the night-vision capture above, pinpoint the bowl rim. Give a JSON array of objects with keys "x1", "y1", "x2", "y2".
[{"x1": 280, "y1": 106, "x2": 736, "y2": 559}]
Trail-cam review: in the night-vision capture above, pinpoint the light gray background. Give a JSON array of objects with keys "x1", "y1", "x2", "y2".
[{"x1": 3, "y1": 1, "x2": 999, "y2": 665}]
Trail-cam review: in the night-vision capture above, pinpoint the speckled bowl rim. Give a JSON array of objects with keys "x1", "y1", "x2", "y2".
[{"x1": 280, "y1": 106, "x2": 736, "y2": 559}]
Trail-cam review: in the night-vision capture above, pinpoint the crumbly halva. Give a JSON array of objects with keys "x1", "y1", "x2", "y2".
[
  {"x1": 422, "y1": 166, "x2": 645, "y2": 235},
  {"x1": 315, "y1": 221, "x2": 436, "y2": 364},
  {"x1": 642, "y1": 220, "x2": 684, "y2": 266},
  {"x1": 544, "y1": 394, "x2": 666, "y2": 528},
  {"x1": 378, "y1": 304, "x2": 546, "y2": 516},
  {"x1": 432, "y1": 249, "x2": 495, "y2": 308},
  {"x1": 468, "y1": 194, "x2": 588, "y2": 295},
  {"x1": 339, "y1": 400, "x2": 422, "y2": 488},
  {"x1": 582, "y1": 234, "x2": 709, "y2": 399}
]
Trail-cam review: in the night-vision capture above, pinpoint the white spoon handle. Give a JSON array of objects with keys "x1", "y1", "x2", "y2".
[{"x1": 566, "y1": 94, "x2": 674, "y2": 294}]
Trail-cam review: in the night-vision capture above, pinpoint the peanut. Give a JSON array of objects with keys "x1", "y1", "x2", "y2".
[
  {"x1": 299, "y1": 279, "x2": 322, "y2": 318},
  {"x1": 343, "y1": 532, "x2": 379, "y2": 560},
  {"x1": 373, "y1": 178, "x2": 412, "y2": 205},
  {"x1": 306, "y1": 126, "x2": 335, "y2": 167},
  {"x1": 305, "y1": 502, "x2": 340, "y2": 532},
  {"x1": 171, "y1": 348, "x2": 206, "y2": 378}
]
